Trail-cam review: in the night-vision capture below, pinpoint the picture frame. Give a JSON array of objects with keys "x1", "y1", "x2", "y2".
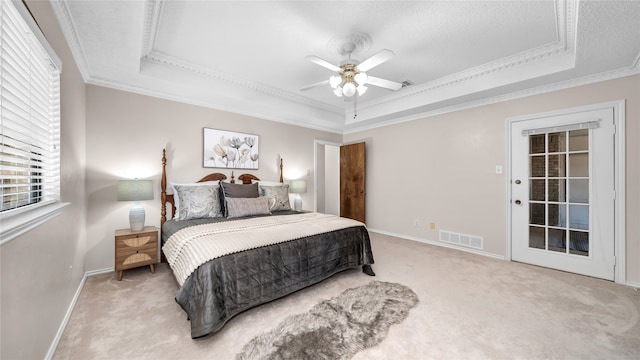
[{"x1": 203, "y1": 128, "x2": 260, "y2": 169}]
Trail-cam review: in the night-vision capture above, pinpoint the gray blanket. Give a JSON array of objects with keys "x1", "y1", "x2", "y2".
[{"x1": 163, "y1": 213, "x2": 375, "y2": 338}]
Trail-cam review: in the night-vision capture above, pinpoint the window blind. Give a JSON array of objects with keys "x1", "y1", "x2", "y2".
[
  {"x1": 1, "y1": 0, "x2": 61, "y2": 215},
  {"x1": 521, "y1": 120, "x2": 600, "y2": 136}
]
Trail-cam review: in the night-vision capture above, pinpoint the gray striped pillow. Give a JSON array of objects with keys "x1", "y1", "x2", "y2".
[{"x1": 225, "y1": 197, "x2": 271, "y2": 219}]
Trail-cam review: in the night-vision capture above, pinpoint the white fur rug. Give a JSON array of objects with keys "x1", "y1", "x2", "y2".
[{"x1": 236, "y1": 281, "x2": 419, "y2": 360}]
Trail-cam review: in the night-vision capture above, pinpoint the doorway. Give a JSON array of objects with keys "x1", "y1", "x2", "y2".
[
  {"x1": 314, "y1": 141, "x2": 341, "y2": 215},
  {"x1": 508, "y1": 102, "x2": 625, "y2": 281}
]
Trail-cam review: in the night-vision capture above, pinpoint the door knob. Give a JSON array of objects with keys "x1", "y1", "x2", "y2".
[
  {"x1": 515, "y1": 179, "x2": 521, "y2": 184},
  {"x1": 514, "y1": 200, "x2": 522, "y2": 205}
]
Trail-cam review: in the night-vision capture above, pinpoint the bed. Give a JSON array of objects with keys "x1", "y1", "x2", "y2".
[{"x1": 159, "y1": 149, "x2": 375, "y2": 338}]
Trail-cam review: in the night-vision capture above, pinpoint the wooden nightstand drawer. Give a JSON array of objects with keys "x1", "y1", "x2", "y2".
[{"x1": 114, "y1": 226, "x2": 158, "y2": 281}]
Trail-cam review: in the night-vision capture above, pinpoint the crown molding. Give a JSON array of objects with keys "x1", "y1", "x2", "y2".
[
  {"x1": 140, "y1": 0, "x2": 339, "y2": 115},
  {"x1": 632, "y1": 51, "x2": 640, "y2": 71},
  {"x1": 343, "y1": 64, "x2": 639, "y2": 135},
  {"x1": 356, "y1": 0, "x2": 577, "y2": 114},
  {"x1": 141, "y1": 0, "x2": 163, "y2": 57},
  {"x1": 85, "y1": 75, "x2": 344, "y2": 135},
  {"x1": 53, "y1": 0, "x2": 636, "y2": 137},
  {"x1": 140, "y1": 51, "x2": 340, "y2": 114},
  {"x1": 50, "y1": 0, "x2": 91, "y2": 82}
]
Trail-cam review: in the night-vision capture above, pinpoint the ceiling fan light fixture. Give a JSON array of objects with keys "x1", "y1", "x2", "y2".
[
  {"x1": 356, "y1": 84, "x2": 368, "y2": 96},
  {"x1": 329, "y1": 75, "x2": 342, "y2": 88},
  {"x1": 342, "y1": 82, "x2": 356, "y2": 97},
  {"x1": 333, "y1": 87, "x2": 343, "y2": 97},
  {"x1": 354, "y1": 72, "x2": 368, "y2": 85}
]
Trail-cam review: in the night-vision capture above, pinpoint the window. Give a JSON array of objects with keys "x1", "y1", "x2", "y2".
[{"x1": 1, "y1": 0, "x2": 63, "y2": 242}]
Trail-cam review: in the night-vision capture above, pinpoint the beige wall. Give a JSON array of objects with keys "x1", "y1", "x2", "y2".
[
  {"x1": 85, "y1": 85, "x2": 342, "y2": 271},
  {"x1": 0, "y1": 1, "x2": 87, "y2": 359},
  {"x1": 344, "y1": 74, "x2": 640, "y2": 284},
  {"x1": 1, "y1": 3, "x2": 637, "y2": 357}
]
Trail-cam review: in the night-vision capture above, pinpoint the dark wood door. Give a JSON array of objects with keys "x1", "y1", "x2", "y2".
[{"x1": 340, "y1": 142, "x2": 366, "y2": 223}]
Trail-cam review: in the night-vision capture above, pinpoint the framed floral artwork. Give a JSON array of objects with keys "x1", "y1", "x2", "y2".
[{"x1": 203, "y1": 128, "x2": 259, "y2": 169}]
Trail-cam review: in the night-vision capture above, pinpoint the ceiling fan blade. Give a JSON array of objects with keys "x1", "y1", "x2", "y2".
[
  {"x1": 305, "y1": 55, "x2": 341, "y2": 72},
  {"x1": 366, "y1": 76, "x2": 403, "y2": 91},
  {"x1": 357, "y1": 49, "x2": 395, "y2": 72},
  {"x1": 299, "y1": 79, "x2": 330, "y2": 91}
]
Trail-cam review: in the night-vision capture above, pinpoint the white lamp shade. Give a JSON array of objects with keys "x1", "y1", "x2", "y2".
[
  {"x1": 117, "y1": 180, "x2": 153, "y2": 201},
  {"x1": 342, "y1": 82, "x2": 356, "y2": 97},
  {"x1": 329, "y1": 75, "x2": 342, "y2": 88},
  {"x1": 354, "y1": 72, "x2": 368, "y2": 85},
  {"x1": 333, "y1": 87, "x2": 343, "y2": 97},
  {"x1": 289, "y1": 180, "x2": 307, "y2": 194}
]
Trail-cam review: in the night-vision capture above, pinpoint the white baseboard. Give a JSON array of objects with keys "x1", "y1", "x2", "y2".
[
  {"x1": 369, "y1": 229, "x2": 640, "y2": 290},
  {"x1": 45, "y1": 267, "x2": 114, "y2": 360},
  {"x1": 367, "y1": 228, "x2": 506, "y2": 261},
  {"x1": 626, "y1": 280, "x2": 640, "y2": 289}
]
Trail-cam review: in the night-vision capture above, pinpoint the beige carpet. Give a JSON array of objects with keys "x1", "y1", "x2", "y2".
[{"x1": 53, "y1": 233, "x2": 640, "y2": 359}]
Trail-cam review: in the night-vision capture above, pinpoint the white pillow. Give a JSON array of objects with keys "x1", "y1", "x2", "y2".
[{"x1": 169, "y1": 181, "x2": 218, "y2": 214}]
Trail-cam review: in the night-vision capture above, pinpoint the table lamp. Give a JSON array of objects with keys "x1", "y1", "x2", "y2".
[
  {"x1": 118, "y1": 179, "x2": 153, "y2": 231},
  {"x1": 289, "y1": 179, "x2": 307, "y2": 212}
]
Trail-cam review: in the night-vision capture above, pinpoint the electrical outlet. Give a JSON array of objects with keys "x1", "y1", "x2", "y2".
[
  {"x1": 414, "y1": 219, "x2": 419, "y2": 227},
  {"x1": 429, "y1": 222, "x2": 436, "y2": 229}
]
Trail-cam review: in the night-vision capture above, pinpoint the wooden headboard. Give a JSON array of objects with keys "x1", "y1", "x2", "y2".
[{"x1": 160, "y1": 149, "x2": 284, "y2": 227}]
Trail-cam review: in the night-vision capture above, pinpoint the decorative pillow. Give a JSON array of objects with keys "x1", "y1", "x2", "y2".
[
  {"x1": 225, "y1": 197, "x2": 271, "y2": 219},
  {"x1": 221, "y1": 182, "x2": 259, "y2": 198},
  {"x1": 259, "y1": 184, "x2": 291, "y2": 211},
  {"x1": 169, "y1": 181, "x2": 217, "y2": 213},
  {"x1": 174, "y1": 184, "x2": 222, "y2": 220}
]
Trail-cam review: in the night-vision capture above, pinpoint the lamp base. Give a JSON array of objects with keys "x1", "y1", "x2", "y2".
[
  {"x1": 294, "y1": 194, "x2": 302, "y2": 212},
  {"x1": 129, "y1": 203, "x2": 146, "y2": 231}
]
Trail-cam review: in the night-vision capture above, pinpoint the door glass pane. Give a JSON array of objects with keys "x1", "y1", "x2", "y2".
[
  {"x1": 548, "y1": 203, "x2": 566, "y2": 227},
  {"x1": 530, "y1": 179, "x2": 545, "y2": 201},
  {"x1": 569, "y1": 205, "x2": 589, "y2": 230},
  {"x1": 569, "y1": 179, "x2": 589, "y2": 203},
  {"x1": 529, "y1": 226, "x2": 545, "y2": 249},
  {"x1": 569, "y1": 231, "x2": 589, "y2": 256},
  {"x1": 548, "y1": 132, "x2": 566, "y2": 153},
  {"x1": 524, "y1": 128, "x2": 591, "y2": 259},
  {"x1": 530, "y1": 134, "x2": 545, "y2": 154},
  {"x1": 569, "y1": 129, "x2": 588, "y2": 151},
  {"x1": 569, "y1": 153, "x2": 588, "y2": 177},
  {"x1": 548, "y1": 228, "x2": 566, "y2": 253},
  {"x1": 548, "y1": 154, "x2": 566, "y2": 177},
  {"x1": 530, "y1": 203, "x2": 545, "y2": 225},
  {"x1": 548, "y1": 179, "x2": 566, "y2": 202},
  {"x1": 530, "y1": 156, "x2": 545, "y2": 177}
]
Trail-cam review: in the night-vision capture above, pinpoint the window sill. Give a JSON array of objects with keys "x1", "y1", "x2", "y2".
[{"x1": 0, "y1": 202, "x2": 70, "y2": 246}]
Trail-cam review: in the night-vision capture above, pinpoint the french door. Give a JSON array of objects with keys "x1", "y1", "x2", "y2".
[{"x1": 510, "y1": 107, "x2": 616, "y2": 280}]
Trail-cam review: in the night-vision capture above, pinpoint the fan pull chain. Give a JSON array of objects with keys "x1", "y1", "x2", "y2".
[{"x1": 353, "y1": 93, "x2": 358, "y2": 119}]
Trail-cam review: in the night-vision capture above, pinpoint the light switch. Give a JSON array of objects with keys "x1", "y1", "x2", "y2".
[{"x1": 495, "y1": 165, "x2": 503, "y2": 175}]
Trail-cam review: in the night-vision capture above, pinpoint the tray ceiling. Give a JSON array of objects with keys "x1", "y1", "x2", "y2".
[{"x1": 53, "y1": 0, "x2": 640, "y2": 133}]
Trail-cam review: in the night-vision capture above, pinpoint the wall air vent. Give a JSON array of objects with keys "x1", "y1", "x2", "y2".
[
  {"x1": 439, "y1": 230, "x2": 483, "y2": 250},
  {"x1": 401, "y1": 80, "x2": 414, "y2": 88}
]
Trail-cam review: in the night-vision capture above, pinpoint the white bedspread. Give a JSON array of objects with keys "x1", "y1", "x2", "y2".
[{"x1": 163, "y1": 212, "x2": 364, "y2": 286}]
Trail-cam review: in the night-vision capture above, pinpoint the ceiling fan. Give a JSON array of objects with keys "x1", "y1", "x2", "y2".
[{"x1": 300, "y1": 42, "x2": 403, "y2": 98}]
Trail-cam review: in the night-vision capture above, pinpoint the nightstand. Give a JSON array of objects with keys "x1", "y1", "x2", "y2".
[{"x1": 114, "y1": 226, "x2": 158, "y2": 281}]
